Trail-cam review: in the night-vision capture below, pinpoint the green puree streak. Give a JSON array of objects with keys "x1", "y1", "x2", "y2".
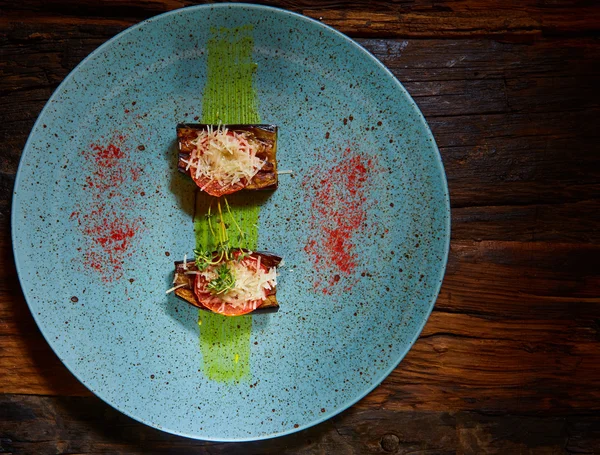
[
  {"x1": 195, "y1": 25, "x2": 260, "y2": 383},
  {"x1": 202, "y1": 25, "x2": 260, "y2": 125}
]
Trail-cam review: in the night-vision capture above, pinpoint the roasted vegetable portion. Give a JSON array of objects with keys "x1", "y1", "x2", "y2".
[
  {"x1": 177, "y1": 124, "x2": 278, "y2": 197},
  {"x1": 172, "y1": 249, "x2": 281, "y2": 316}
]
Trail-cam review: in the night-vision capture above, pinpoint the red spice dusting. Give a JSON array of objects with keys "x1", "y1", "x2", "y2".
[
  {"x1": 82, "y1": 144, "x2": 127, "y2": 191},
  {"x1": 302, "y1": 146, "x2": 380, "y2": 293},
  {"x1": 81, "y1": 206, "x2": 142, "y2": 280},
  {"x1": 71, "y1": 136, "x2": 143, "y2": 282}
]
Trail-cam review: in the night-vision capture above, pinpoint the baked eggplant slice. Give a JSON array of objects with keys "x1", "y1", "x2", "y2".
[
  {"x1": 177, "y1": 124, "x2": 278, "y2": 197},
  {"x1": 172, "y1": 250, "x2": 281, "y2": 316}
]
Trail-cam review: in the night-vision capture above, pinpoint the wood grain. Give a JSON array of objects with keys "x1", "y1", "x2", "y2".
[
  {"x1": 1, "y1": 394, "x2": 599, "y2": 454},
  {"x1": 2, "y1": 0, "x2": 600, "y2": 38},
  {"x1": 1, "y1": 0, "x2": 600, "y2": 451}
]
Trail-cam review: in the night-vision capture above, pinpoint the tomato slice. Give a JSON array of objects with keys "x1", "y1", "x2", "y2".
[
  {"x1": 190, "y1": 173, "x2": 248, "y2": 197},
  {"x1": 193, "y1": 253, "x2": 269, "y2": 316},
  {"x1": 187, "y1": 129, "x2": 254, "y2": 197}
]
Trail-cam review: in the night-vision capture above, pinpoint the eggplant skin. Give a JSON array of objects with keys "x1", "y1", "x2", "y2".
[
  {"x1": 176, "y1": 124, "x2": 278, "y2": 191},
  {"x1": 172, "y1": 251, "x2": 281, "y2": 315}
]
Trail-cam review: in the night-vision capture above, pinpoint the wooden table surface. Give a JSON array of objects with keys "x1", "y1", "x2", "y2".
[{"x1": 2, "y1": 1, "x2": 599, "y2": 453}]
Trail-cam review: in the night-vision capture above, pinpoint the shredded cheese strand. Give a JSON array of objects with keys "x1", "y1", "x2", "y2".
[
  {"x1": 166, "y1": 283, "x2": 187, "y2": 295},
  {"x1": 188, "y1": 127, "x2": 266, "y2": 188},
  {"x1": 199, "y1": 258, "x2": 277, "y2": 309}
]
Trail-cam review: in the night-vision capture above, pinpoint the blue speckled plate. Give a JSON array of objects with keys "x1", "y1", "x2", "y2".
[{"x1": 12, "y1": 4, "x2": 450, "y2": 441}]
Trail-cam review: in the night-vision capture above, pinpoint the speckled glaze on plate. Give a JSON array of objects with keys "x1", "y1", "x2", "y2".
[{"x1": 12, "y1": 4, "x2": 450, "y2": 441}]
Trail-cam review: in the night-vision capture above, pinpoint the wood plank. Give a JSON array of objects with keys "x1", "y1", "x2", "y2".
[
  {"x1": 367, "y1": 335, "x2": 600, "y2": 412},
  {"x1": 362, "y1": 38, "x2": 600, "y2": 81},
  {"x1": 1, "y1": 394, "x2": 599, "y2": 453},
  {"x1": 408, "y1": 75, "x2": 599, "y2": 117},
  {"x1": 439, "y1": 241, "x2": 600, "y2": 316},
  {"x1": 566, "y1": 416, "x2": 600, "y2": 454},
  {"x1": 404, "y1": 78, "x2": 509, "y2": 117},
  {"x1": 307, "y1": 8, "x2": 600, "y2": 39},
  {"x1": 440, "y1": 133, "x2": 600, "y2": 208},
  {"x1": 452, "y1": 200, "x2": 600, "y2": 243},
  {"x1": 2, "y1": 1, "x2": 600, "y2": 38}
]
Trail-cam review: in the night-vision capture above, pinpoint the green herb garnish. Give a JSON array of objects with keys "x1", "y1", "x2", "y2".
[
  {"x1": 193, "y1": 197, "x2": 248, "y2": 294},
  {"x1": 207, "y1": 263, "x2": 235, "y2": 295},
  {"x1": 194, "y1": 248, "x2": 214, "y2": 271}
]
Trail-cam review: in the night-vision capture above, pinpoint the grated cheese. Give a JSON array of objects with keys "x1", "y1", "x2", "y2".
[
  {"x1": 165, "y1": 283, "x2": 187, "y2": 294},
  {"x1": 199, "y1": 257, "x2": 277, "y2": 309},
  {"x1": 188, "y1": 126, "x2": 266, "y2": 188}
]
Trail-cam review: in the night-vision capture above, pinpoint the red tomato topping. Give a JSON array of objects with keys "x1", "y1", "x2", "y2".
[
  {"x1": 193, "y1": 253, "x2": 270, "y2": 316},
  {"x1": 190, "y1": 173, "x2": 247, "y2": 197}
]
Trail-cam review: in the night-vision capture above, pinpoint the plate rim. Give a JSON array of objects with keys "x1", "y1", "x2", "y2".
[{"x1": 11, "y1": 2, "x2": 451, "y2": 442}]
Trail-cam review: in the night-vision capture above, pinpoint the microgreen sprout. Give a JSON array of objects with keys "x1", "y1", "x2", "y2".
[
  {"x1": 193, "y1": 196, "x2": 252, "y2": 293},
  {"x1": 224, "y1": 197, "x2": 246, "y2": 245},
  {"x1": 207, "y1": 263, "x2": 235, "y2": 295},
  {"x1": 193, "y1": 248, "x2": 216, "y2": 271}
]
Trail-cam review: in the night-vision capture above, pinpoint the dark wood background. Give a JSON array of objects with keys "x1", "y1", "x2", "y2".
[{"x1": 1, "y1": 1, "x2": 599, "y2": 453}]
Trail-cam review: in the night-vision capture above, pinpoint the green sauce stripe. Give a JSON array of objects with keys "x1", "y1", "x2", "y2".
[{"x1": 195, "y1": 25, "x2": 260, "y2": 383}]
